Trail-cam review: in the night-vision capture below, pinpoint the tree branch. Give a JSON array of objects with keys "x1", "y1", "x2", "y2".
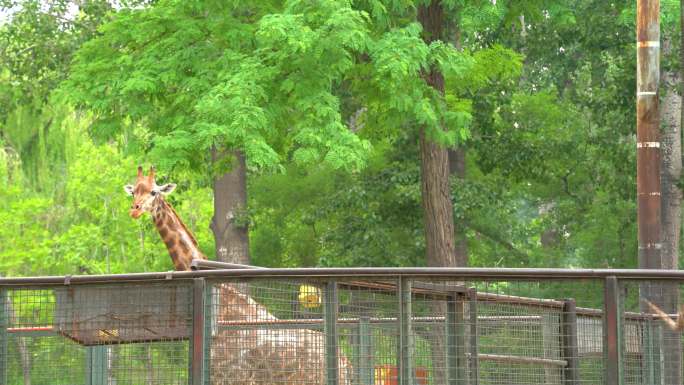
[{"x1": 466, "y1": 222, "x2": 530, "y2": 259}]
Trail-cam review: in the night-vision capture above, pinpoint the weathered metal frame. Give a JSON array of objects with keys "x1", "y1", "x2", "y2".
[
  {"x1": 3, "y1": 265, "x2": 684, "y2": 385},
  {"x1": 324, "y1": 280, "x2": 339, "y2": 385},
  {"x1": 604, "y1": 276, "x2": 623, "y2": 385},
  {"x1": 357, "y1": 315, "x2": 373, "y2": 385},
  {"x1": 467, "y1": 288, "x2": 479, "y2": 385},
  {"x1": 85, "y1": 345, "x2": 107, "y2": 385},
  {"x1": 398, "y1": 277, "x2": 413, "y2": 385},
  {"x1": 7, "y1": 266, "x2": 684, "y2": 287},
  {"x1": 560, "y1": 298, "x2": 579, "y2": 385},
  {"x1": 190, "y1": 278, "x2": 207, "y2": 385}
]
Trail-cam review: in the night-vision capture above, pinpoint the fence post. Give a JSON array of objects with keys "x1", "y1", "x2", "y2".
[
  {"x1": 446, "y1": 292, "x2": 467, "y2": 385},
  {"x1": 604, "y1": 276, "x2": 623, "y2": 385},
  {"x1": 641, "y1": 315, "x2": 661, "y2": 385},
  {"x1": 0, "y1": 288, "x2": 7, "y2": 385},
  {"x1": 324, "y1": 280, "x2": 339, "y2": 385},
  {"x1": 190, "y1": 278, "x2": 207, "y2": 385},
  {"x1": 398, "y1": 277, "x2": 414, "y2": 385},
  {"x1": 560, "y1": 299, "x2": 579, "y2": 385},
  {"x1": 357, "y1": 316, "x2": 373, "y2": 385},
  {"x1": 467, "y1": 288, "x2": 478, "y2": 385},
  {"x1": 86, "y1": 345, "x2": 107, "y2": 385}
]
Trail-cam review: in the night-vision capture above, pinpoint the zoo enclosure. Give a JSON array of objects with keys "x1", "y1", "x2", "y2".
[{"x1": 1, "y1": 265, "x2": 684, "y2": 385}]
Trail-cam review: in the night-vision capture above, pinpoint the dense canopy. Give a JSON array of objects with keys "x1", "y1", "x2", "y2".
[{"x1": 0, "y1": 0, "x2": 681, "y2": 277}]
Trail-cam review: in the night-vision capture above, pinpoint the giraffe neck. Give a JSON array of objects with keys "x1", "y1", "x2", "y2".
[{"x1": 151, "y1": 198, "x2": 206, "y2": 271}]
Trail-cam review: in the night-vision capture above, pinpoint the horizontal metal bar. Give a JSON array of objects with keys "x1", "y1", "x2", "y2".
[
  {"x1": 576, "y1": 306, "x2": 667, "y2": 320},
  {"x1": 477, "y1": 292, "x2": 565, "y2": 308},
  {"x1": 217, "y1": 315, "x2": 545, "y2": 330},
  {"x1": 472, "y1": 353, "x2": 567, "y2": 367},
  {"x1": 6, "y1": 265, "x2": 684, "y2": 285},
  {"x1": 6, "y1": 326, "x2": 57, "y2": 337},
  {"x1": 191, "y1": 260, "x2": 266, "y2": 270},
  {"x1": 7, "y1": 326, "x2": 54, "y2": 333}
]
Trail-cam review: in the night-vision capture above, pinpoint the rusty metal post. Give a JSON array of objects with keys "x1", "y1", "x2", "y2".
[
  {"x1": 86, "y1": 346, "x2": 107, "y2": 385},
  {"x1": 357, "y1": 316, "x2": 373, "y2": 385},
  {"x1": 324, "y1": 280, "x2": 340, "y2": 385},
  {"x1": 636, "y1": 0, "x2": 661, "y2": 273},
  {"x1": 398, "y1": 277, "x2": 414, "y2": 385},
  {"x1": 190, "y1": 278, "x2": 207, "y2": 385},
  {"x1": 560, "y1": 299, "x2": 579, "y2": 385},
  {"x1": 604, "y1": 276, "x2": 623, "y2": 385},
  {"x1": 468, "y1": 288, "x2": 479, "y2": 385}
]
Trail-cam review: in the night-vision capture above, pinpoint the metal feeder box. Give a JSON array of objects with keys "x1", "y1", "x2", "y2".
[{"x1": 54, "y1": 282, "x2": 191, "y2": 346}]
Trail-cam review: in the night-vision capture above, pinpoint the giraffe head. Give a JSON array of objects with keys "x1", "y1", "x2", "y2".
[{"x1": 123, "y1": 166, "x2": 176, "y2": 219}]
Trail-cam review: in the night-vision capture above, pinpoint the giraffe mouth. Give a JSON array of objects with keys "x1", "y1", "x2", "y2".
[{"x1": 130, "y1": 209, "x2": 144, "y2": 219}]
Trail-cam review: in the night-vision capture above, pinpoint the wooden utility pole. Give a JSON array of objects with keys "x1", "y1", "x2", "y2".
[
  {"x1": 636, "y1": 0, "x2": 661, "y2": 273},
  {"x1": 636, "y1": 3, "x2": 681, "y2": 385}
]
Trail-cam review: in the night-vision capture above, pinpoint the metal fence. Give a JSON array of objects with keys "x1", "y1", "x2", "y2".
[{"x1": 1, "y1": 264, "x2": 684, "y2": 385}]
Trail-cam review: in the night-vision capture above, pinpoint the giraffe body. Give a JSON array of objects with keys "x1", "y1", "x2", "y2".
[{"x1": 124, "y1": 167, "x2": 350, "y2": 384}]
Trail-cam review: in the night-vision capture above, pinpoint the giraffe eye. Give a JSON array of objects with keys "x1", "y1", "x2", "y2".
[{"x1": 150, "y1": 190, "x2": 157, "y2": 196}]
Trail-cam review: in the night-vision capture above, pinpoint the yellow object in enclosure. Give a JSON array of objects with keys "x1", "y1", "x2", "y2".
[{"x1": 298, "y1": 284, "x2": 322, "y2": 308}]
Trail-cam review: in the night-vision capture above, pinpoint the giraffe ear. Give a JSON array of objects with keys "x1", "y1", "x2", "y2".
[
  {"x1": 124, "y1": 185, "x2": 135, "y2": 196},
  {"x1": 158, "y1": 183, "x2": 176, "y2": 195}
]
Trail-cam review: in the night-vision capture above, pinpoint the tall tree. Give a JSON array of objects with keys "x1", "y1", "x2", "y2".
[
  {"x1": 660, "y1": 26, "x2": 681, "y2": 276},
  {"x1": 658, "y1": 4, "x2": 683, "y2": 383},
  {"x1": 211, "y1": 150, "x2": 250, "y2": 265},
  {"x1": 65, "y1": 0, "x2": 371, "y2": 263},
  {"x1": 447, "y1": 3, "x2": 468, "y2": 266},
  {"x1": 417, "y1": 1, "x2": 457, "y2": 267}
]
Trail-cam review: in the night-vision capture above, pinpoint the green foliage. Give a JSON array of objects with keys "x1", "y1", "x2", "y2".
[
  {"x1": 1, "y1": 0, "x2": 676, "y2": 277},
  {"x1": 65, "y1": 0, "x2": 372, "y2": 173},
  {"x1": 0, "y1": 120, "x2": 215, "y2": 275}
]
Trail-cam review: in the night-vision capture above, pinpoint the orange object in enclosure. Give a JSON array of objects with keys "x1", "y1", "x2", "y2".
[{"x1": 374, "y1": 364, "x2": 428, "y2": 385}]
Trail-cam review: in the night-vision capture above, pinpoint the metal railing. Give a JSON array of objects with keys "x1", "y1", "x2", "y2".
[{"x1": 0, "y1": 263, "x2": 683, "y2": 385}]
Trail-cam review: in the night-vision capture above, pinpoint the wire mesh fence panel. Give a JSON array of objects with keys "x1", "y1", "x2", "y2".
[
  {"x1": 620, "y1": 280, "x2": 684, "y2": 385},
  {"x1": 337, "y1": 279, "x2": 399, "y2": 385},
  {"x1": 471, "y1": 281, "x2": 565, "y2": 385},
  {"x1": 5, "y1": 335, "x2": 85, "y2": 385},
  {"x1": 576, "y1": 314, "x2": 604, "y2": 385},
  {"x1": 108, "y1": 341, "x2": 189, "y2": 385},
  {"x1": 1, "y1": 282, "x2": 192, "y2": 385},
  {"x1": 2, "y1": 287, "x2": 86, "y2": 385},
  {"x1": 4, "y1": 270, "x2": 684, "y2": 385},
  {"x1": 209, "y1": 278, "x2": 333, "y2": 385},
  {"x1": 407, "y1": 280, "x2": 466, "y2": 385}
]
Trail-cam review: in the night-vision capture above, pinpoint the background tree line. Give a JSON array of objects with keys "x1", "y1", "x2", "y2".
[{"x1": 0, "y1": 0, "x2": 681, "y2": 277}]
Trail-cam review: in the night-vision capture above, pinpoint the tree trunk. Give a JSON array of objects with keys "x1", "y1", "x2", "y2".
[
  {"x1": 210, "y1": 149, "x2": 250, "y2": 265},
  {"x1": 659, "y1": 31, "x2": 683, "y2": 385},
  {"x1": 449, "y1": 148, "x2": 468, "y2": 266},
  {"x1": 539, "y1": 202, "x2": 559, "y2": 248},
  {"x1": 418, "y1": 3, "x2": 457, "y2": 385},
  {"x1": 661, "y1": 38, "x2": 681, "y2": 272},
  {"x1": 418, "y1": 1, "x2": 457, "y2": 269},
  {"x1": 448, "y1": 4, "x2": 468, "y2": 268}
]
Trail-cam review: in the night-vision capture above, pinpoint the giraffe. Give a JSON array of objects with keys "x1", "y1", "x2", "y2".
[
  {"x1": 124, "y1": 166, "x2": 204, "y2": 271},
  {"x1": 123, "y1": 166, "x2": 350, "y2": 384}
]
